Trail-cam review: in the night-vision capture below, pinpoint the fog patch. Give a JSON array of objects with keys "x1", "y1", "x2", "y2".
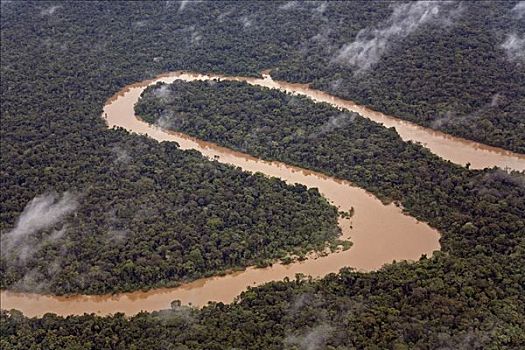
[
  {"x1": 511, "y1": 1, "x2": 525, "y2": 19},
  {"x1": 431, "y1": 93, "x2": 507, "y2": 129},
  {"x1": 309, "y1": 25, "x2": 338, "y2": 55},
  {"x1": 41, "y1": 38, "x2": 68, "y2": 52},
  {"x1": 328, "y1": 79, "x2": 342, "y2": 94},
  {"x1": 284, "y1": 324, "x2": 334, "y2": 350},
  {"x1": 436, "y1": 328, "x2": 494, "y2": 350},
  {"x1": 501, "y1": 33, "x2": 525, "y2": 62},
  {"x1": 10, "y1": 243, "x2": 69, "y2": 293},
  {"x1": 289, "y1": 293, "x2": 314, "y2": 314},
  {"x1": 178, "y1": 0, "x2": 189, "y2": 13},
  {"x1": 313, "y1": 2, "x2": 327, "y2": 15},
  {"x1": 107, "y1": 229, "x2": 128, "y2": 244},
  {"x1": 311, "y1": 28, "x2": 330, "y2": 43},
  {"x1": 40, "y1": 5, "x2": 61, "y2": 17},
  {"x1": 240, "y1": 16, "x2": 254, "y2": 29},
  {"x1": 333, "y1": 1, "x2": 461, "y2": 74},
  {"x1": 16, "y1": 226, "x2": 68, "y2": 263},
  {"x1": 490, "y1": 93, "x2": 503, "y2": 107},
  {"x1": 157, "y1": 110, "x2": 187, "y2": 130},
  {"x1": 1, "y1": 192, "x2": 79, "y2": 259},
  {"x1": 174, "y1": 25, "x2": 203, "y2": 47},
  {"x1": 431, "y1": 110, "x2": 469, "y2": 129},
  {"x1": 112, "y1": 146, "x2": 132, "y2": 164},
  {"x1": 217, "y1": 9, "x2": 233, "y2": 22},
  {"x1": 177, "y1": 0, "x2": 203, "y2": 13},
  {"x1": 309, "y1": 113, "x2": 356, "y2": 139},
  {"x1": 279, "y1": 1, "x2": 299, "y2": 11},
  {"x1": 133, "y1": 20, "x2": 149, "y2": 29},
  {"x1": 153, "y1": 84, "x2": 172, "y2": 99},
  {"x1": 191, "y1": 30, "x2": 202, "y2": 46},
  {"x1": 11, "y1": 269, "x2": 48, "y2": 292}
]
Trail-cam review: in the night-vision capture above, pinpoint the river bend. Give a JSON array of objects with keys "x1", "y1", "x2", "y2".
[{"x1": 7, "y1": 68, "x2": 518, "y2": 317}]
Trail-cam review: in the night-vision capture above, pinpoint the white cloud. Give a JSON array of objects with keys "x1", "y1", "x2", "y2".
[
  {"x1": 40, "y1": 5, "x2": 61, "y2": 16},
  {"x1": 333, "y1": 1, "x2": 460, "y2": 74},
  {"x1": 178, "y1": 0, "x2": 189, "y2": 13},
  {"x1": 1, "y1": 192, "x2": 78, "y2": 258},
  {"x1": 511, "y1": 1, "x2": 525, "y2": 19},
  {"x1": 284, "y1": 324, "x2": 334, "y2": 350},
  {"x1": 502, "y1": 33, "x2": 525, "y2": 62},
  {"x1": 279, "y1": 1, "x2": 299, "y2": 11}
]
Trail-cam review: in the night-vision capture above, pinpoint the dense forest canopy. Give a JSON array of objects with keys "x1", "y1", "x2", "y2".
[
  {"x1": 1, "y1": 1, "x2": 524, "y2": 348},
  {"x1": 2, "y1": 1, "x2": 523, "y2": 151},
  {"x1": 0, "y1": 1, "x2": 346, "y2": 294},
  {"x1": 136, "y1": 80, "x2": 525, "y2": 259},
  {"x1": 270, "y1": 1, "x2": 525, "y2": 152},
  {"x1": 1, "y1": 126, "x2": 341, "y2": 294}
]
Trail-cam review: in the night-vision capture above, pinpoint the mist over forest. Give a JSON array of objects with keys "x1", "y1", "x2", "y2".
[{"x1": 1, "y1": 1, "x2": 524, "y2": 349}]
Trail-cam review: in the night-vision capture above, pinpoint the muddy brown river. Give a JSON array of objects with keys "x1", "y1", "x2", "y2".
[{"x1": 2, "y1": 71, "x2": 522, "y2": 317}]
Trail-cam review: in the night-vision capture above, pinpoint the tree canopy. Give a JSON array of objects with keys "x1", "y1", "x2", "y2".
[{"x1": 1, "y1": 1, "x2": 524, "y2": 348}]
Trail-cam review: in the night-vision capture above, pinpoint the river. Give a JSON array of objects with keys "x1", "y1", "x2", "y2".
[
  {"x1": 144, "y1": 71, "x2": 524, "y2": 170},
  {"x1": 3, "y1": 70, "x2": 522, "y2": 317}
]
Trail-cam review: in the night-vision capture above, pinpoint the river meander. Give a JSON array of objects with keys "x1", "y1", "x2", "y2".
[{"x1": 5, "y1": 70, "x2": 522, "y2": 317}]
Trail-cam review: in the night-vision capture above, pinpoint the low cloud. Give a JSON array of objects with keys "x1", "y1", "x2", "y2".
[
  {"x1": 133, "y1": 20, "x2": 149, "y2": 29},
  {"x1": 490, "y1": 93, "x2": 502, "y2": 107},
  {"x1": 217, "y1": 9, "x2": 233, "y2": 23},
  {"x1": 11, "y1": 251, "x2": 67, "y2": 293},
  {"x1": 178, "y1": 0, "x2": 189, "y2": 13},
  {"x1": 333, "y1": 1, "x2": 461, "y2": 74},
  {"x1": 501, "y1": 33, "x2": 525, "y2": 62},
  {"x1": 312, "y1": 2, "x2": 327, "y2": 15},
  {"x1": 156, "y1": 110, "x2": 187, "y2": 130},
  {"x1": 176, "y1": 25, "x2": 202, "y2": 46},
  {"x1": 107, "y1": 229, "x2": 128, "y2": 244},
  {"x1": 279, "y1": 1, "x2": 299, "y2": 11},
  {"x1": 153, "y1": 303, "x2": 197, "y2": 325},
  {"x1": 240, "y1": 16, "x2": 253, "y2": 29},
  {"x1": 153, "y1": 84, "x2": 172, "y2": 99},
  {"x1": 112, "y1": 146, "x2": 132, "y2": 164},
  {"x1": 1, "y1": 192, "x2": 79, "y2": 259},
  {"x1": 431, "y1": 93, "x2": 506, "y2": 129},
  {"x1": 17, "y1": 226, "x2": 67, "y2": 263},
  {"x1": 289, "y1": 293, "x2": 313, "y2": 314},
  {"x1": 327, "y1": 79, "x2": 342, "y2": 94},
  {"x1": 284, "y1": 324, "x2": 334, "y2": 350},
  {"x1": 309, "y1": 113, "x2": 356, "y2": 139},
  {"x1": 511, "y1": 1, "x2": 525, "y2": 19},
  {"x1": 40, "y1": 5, "x2": 61, "y2": 17}
]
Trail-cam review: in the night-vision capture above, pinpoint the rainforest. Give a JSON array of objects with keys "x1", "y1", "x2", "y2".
[{"x1": 1, "y1": 1, "x2": 524, "y2": 349}]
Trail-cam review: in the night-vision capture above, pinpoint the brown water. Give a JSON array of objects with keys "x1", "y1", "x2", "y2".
[
  {"x1": 246, "y1": 71, "x2": 525, "y2": 170},
  {"x1": 8, "y1": 68, "x2": 517, "y2": 318}
]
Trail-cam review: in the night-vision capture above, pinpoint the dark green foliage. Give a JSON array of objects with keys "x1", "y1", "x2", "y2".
[
  {"x1": 271, "y1": 1, "x2": 525, "y2": 152},
  {"x1": 131, "y1": 79, "x2": 525, "y2": 347},
  {"x1": 136, "y1": 80, "x2": 525, "y2": 258},
  {"x1": 0, "y1": 125, "x2": 340, "y2": 294},
  {"x1": 2, "y1": 252, "x2": 525, "y2": 349},
  {"x1": 1, "y1": 1, "x2": 525, "y2": 348},
  {"x1": 0, "y1": 2, "x2": 341, "y2": 294}
]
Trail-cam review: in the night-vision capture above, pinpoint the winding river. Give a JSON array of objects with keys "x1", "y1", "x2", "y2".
[{"x1": 2, "y1": 71, "x2": 523, "y2": 317}]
